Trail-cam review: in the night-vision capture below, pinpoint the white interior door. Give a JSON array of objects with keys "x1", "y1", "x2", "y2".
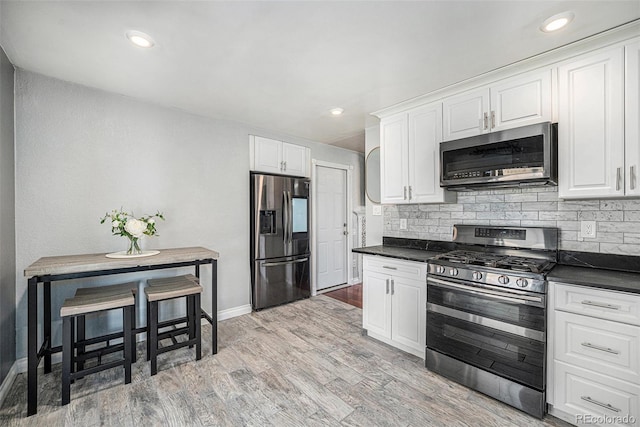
[{"x1": 316, "y1": 166, "x2": 347, "y2": 290}]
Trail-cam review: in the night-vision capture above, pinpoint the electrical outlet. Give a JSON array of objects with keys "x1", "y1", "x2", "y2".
[
  {"x1": 399, "y1": 218, "x2": 408, "y2": 230},
  {"x1": 372, "y1": 205, "x2": 382, "y2": 216},
  {"x1": 580, "y1": 220, "x2": 596, "y2": 238}
]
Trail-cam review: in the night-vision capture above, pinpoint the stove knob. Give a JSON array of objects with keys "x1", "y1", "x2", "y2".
[
  {"x1": 449, "y1": 268, "x2": 459, "y2": 277},
  {"x1": 516, "y1": 278, "x2": 529, "y2": 288},
  {"x1": 472, "y1": 272, "x2": 483, "y2": 280},
  {"x1": 435, "y1": 266, "x2": 446, "y2": 274},
  {"x1": 498, "y1": 275, "x2": 510, "y2": 285}
]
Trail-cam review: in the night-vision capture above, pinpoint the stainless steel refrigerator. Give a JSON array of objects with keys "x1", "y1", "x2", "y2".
[{"x1": 250, "y1": 173, "x2": 311, "y2": 310}]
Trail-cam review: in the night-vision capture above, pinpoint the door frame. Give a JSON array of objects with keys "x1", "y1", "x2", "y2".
[{"x1": 311, "y1": 159, "x2": 353, "y2": 296}]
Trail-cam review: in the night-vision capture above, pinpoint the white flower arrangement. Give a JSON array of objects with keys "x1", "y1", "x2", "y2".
[{"x1": 100, "y1": 209, "x2": 165, "y2": 254}]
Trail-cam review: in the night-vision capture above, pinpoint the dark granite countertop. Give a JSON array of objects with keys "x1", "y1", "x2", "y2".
[
  {"x1": 353, "y1": 238, "x2": 640, "y2": 295},
  {"x1": 352, "y1": 245, "x2": 441, "y2": 263},
  {"x1": 548, "y1": 265, "x2": 640, "y2": 295}
]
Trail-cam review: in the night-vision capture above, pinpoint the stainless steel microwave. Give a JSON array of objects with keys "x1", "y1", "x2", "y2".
[{"x1": 439, "y1": 122, "x2": 557, "y2": 191}]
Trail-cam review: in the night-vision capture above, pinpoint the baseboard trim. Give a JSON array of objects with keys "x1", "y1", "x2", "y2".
[
  {"x1": 316, "y1": 283, "x2": 351, "y2": 294},
  {"x1": 217, "y1": 304, "x2": 252, "y2": 321},
  {"x1": 0, "y1": 361, "x2": 19, "y2": 405}
]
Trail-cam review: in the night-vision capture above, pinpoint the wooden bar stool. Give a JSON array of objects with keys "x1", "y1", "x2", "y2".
[
  {"x1": 60, "y1": 287, "x2": 134, "y2": 405},
  {"x1": 74, "y1": 282, "x2": 139, "y2": 368},
  {"x1": 144, "y1": 275, "x2": 202, "y2": 376}
]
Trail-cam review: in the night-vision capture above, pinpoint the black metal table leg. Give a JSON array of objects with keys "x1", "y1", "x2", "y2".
[
  {"x1": 43, "y1": 281, "x2": 51, "y2": 374},
  {"x1": 211, "y1": 260, "x2": 217, "y2": 354},
  {"x1": 27, "y1": 277, "x2": 38, "y2": 416}
]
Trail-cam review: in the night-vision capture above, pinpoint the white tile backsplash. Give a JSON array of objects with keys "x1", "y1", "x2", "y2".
[{"x1": 383, "y1": 187, "x2": 640, "y2": 256}]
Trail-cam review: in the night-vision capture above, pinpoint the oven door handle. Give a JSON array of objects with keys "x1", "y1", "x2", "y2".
[{"x1": 427, "y1": 277, "x2": 545, "y2": 307}]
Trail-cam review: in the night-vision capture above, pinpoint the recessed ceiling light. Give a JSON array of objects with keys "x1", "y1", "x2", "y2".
[
  {"x1": 540, "y1": 12, "x2": 574, "y2": 33},
  {"x1": 126, "y1": 30, "x2": 155, "y2": 48},
  {"x1": 330, "y1": 108, "x2": 344, "y2": 116}
]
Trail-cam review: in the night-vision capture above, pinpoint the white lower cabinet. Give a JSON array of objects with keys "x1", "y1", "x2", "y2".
[
  {"x1": 549, "y1": 282, "x2": 640, "y2": 426},
  {"x1": 362, "y1": 255, "x2": 427, "y2": 358}
]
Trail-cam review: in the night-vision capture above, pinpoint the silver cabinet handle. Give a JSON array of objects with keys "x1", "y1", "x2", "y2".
[
  {"x1": 616, "y1": 167, "x2": 622, "y2": 191},
  {"x1": 491, "y1": 111, "x2": 496, "y2": 129},
  {"x1": 284, "y1": 161, "x2": 287, "y2": 171},
  {"x1": 631, "y1": 165, "x2": 637, "y2": 190},
  {"x1": 403, "y1": 186, "x2": 407, "y2": 200},
  {"x1": 581, "y1": 300, "x2": 621, "y2": 310},
  {"x1": 280, "y1": 161, "x2": 284, "y2": 171},
  {"x1": 580, "y1": 396, "x2": 621, "y2": 413},
  {"x1": 383, "y1": 266, "x2": 397, "y2": 270},
  {"x1": 483, "y1": 112, "x2": 488, "y2": 130},
  {"x1": 386, "y1": 279, "x2": 389, "y2": 294},
  {"x1": 408, "y1": 186, "x2": 412, "y2": 200},
  {"x1": 581, "y1": 342, "x2": 620, "y2": 355},
  {"x1": 391, "y1": 279, "x2": 395, "y2": 295}
]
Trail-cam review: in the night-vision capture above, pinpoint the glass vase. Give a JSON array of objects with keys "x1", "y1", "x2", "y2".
[{"x1": 126, "y1": 236, "x2": 142, "y2": 255}]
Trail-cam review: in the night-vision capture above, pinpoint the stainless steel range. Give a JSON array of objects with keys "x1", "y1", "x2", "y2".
[{"x1": 426, "y1": 225, "x2": 558, "y2": 419}]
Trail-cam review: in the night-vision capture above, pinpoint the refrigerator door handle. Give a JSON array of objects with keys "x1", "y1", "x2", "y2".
[
  {"x1": 262, "y1": 257, "x2": 309, "y2": 267},
  {"x1": 288, "y1": 191, "x2": 293, "y2": 244},
  {"x1": 282, "y1": 190, "x2": 289, "y2": 244}
]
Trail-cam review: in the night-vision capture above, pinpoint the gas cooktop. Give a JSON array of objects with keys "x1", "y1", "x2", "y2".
[{"x1": 432, "y1": 250, "x2": 555, "y2": 274}]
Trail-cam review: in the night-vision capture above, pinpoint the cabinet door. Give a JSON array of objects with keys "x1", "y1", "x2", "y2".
[
  {"x1": 443, "y1": 87, "x2": 490, "y2": 141},
  {"x1": 362, "y1": 270, "x2": 392, "y2": 339},
  {"x1": 490, "y1": 68, "x2": 552, "y2": 132},
  {"x1": 253, "y1": 136, "x2": 283, "y2": 174},
  {"x1": 407, "y1": 102, "x2": 454, "y2": 204},
  {"x1": 558, "y1": 46, "x2": 625, "y2": 199},
  {"x1": 626, "y1": 39, "x2": 640, "y2": 197},
  {"x1": 380, "y1": 114, "x2": 409, "y2": 204},
  {"x1": 282, "y1": 142, "x2": 309, "y2": 177},
  {"x1": 390, "y1": 276, "x2": 426, "y2": 354}
]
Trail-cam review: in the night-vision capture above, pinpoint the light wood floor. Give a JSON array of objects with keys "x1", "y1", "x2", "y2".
[{"x1": 0, "y1": 296, "x2": 572, "y2": 426}]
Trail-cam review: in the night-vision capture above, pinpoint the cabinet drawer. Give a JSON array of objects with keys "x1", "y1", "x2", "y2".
[
  {"x1": 552, "y1": 282, "x2": 640, "y2": 326},
  {"x1": 363, "y1": 255, "x2": 426, "y2": 281},
  {"x1": 555, "y1": 311, "x2": 640, "y2": 384},
  {"x1": 554, "y1": 362, "x2": 639, "y2": 426}
]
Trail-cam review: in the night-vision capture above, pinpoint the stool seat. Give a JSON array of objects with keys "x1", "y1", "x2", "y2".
[
  {"x1": 75, "y1": 281, "x2": 138, "y2": 297},
  {"x1": 60, "y1": 292, "x2": 134, "y2": 317},
  {"x1": 144, "y1": 279, "x2": 202, "y2": 302},
  {"x1": 147, "y1": 274, "x2": 199, "y2": 287}
]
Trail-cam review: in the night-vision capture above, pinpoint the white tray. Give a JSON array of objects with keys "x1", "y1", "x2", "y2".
[{"x1": 105, "y1": 250, "x2": 160, "y2": 259}]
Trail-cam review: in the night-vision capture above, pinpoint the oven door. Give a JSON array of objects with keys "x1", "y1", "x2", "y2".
[{"x1": 426, "y1": 276, "x2": 546, "y2": 391}]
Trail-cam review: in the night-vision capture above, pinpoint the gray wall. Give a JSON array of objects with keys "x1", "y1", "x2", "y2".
[
  {"x1": 14, "y1": 70, "x2": 363, "y2": 359},
  {"x1": 385, "y1": 187, "x2": 640, "y2": 255},
  {"x1": 0, "y1": 44, "x2": 16, "y2": 381}
]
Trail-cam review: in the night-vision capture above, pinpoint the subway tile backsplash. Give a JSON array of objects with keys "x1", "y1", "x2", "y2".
[{"x1": 383, "y1": 187, "x2": 640, "y2": 256}]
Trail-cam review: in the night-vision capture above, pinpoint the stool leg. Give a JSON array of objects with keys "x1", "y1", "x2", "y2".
[
  {"x1": 149, "y1": 301, "x2": 158, "y2": 376},
  {"x1": 77, "y1": 315, "x2": 85, "y2": 373},
  {"x1": 123, "y1": 306, "x2": 132, "y2": 384},
  {"x1": 146, "y1": 300, "x2": 150, "y2": 362},
  {"x1": 188, "y1": 295, "x2": 194, "y2": 348},
  {"x1": 195, "y1": 293, "x2": 201, "y2": 361},
  {"x1": 62, "y1": 316, "x2": 72, "y2": 405},
  {"x1": 131, "y1": 302, "x2": 137, "y2": 364}
]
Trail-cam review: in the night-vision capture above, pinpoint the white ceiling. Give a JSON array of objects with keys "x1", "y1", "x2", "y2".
[{"x1": 1, "y1": 1, "x2": 639, "y2": 153}]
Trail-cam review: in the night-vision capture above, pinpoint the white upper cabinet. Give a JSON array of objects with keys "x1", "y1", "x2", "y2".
[
  {"x1": 380, "y1": 103, "x2": 455, "y2": 204},
  {"x1": 380, "y1": 114, "x2": 408, "y2": 204},
  {"x1": 281, "y1": 142, "x2": 308, "y2": 177},
  {"x1": 443, "y1": 88, "x2": 490, "y2": 141},
  {"x1": 443, "y1": 68, "x2": 552, "y2": 141},
  {"x1": 250, "y1": 135, "x2": 310, "y2": 177},
  {"x1": 558, "y1": 46, "x2": 625, "y2": 199},
  {"x1": 626, "y1": 39, "x2": 640, "y2": 197}
]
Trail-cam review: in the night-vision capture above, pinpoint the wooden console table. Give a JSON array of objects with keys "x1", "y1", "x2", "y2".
[{"x1": 24, "y1": 247, "x2": 219, "y2": 416}]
